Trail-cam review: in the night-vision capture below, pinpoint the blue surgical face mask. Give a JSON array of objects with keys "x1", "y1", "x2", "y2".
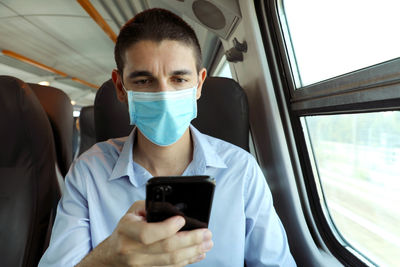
[{"x1": 122, "y1": 84, "x2": 198, "y2": 146}]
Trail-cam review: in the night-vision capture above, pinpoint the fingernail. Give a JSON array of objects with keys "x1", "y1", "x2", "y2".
[
  {"x1": 175, "y1": 216, "x2": 185, "y2": 227},
  {"x1": 202, "y1": 240, "x2": 213, "y2": 251},
  {"x1": 203, "y1": 230, "x2": 212, "y2": 241},
  {"x1": 196, "y1": 253, "x2": 206, "y2": 261}
]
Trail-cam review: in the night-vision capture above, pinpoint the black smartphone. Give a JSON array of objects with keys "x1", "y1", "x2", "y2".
[{"x1": 146, "y1": 175, "x2": 216, "y2": 231}]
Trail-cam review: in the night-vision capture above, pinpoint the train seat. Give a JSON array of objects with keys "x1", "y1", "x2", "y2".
[
  {"x1": 94, "y1": 79, "x2": 133, "y2": 142},
  {"x1": 0, "y1": 76, "x2": 61, "y2": 267},
  {"x1": 94, "y1": 77, "x2": 249, "y2": 151},
  {"x1": 193, "y1": 76, "x2": 249, "y2": 151},
  {"x1": 29, "y1": 83, "x2": 74, "y2": 178},
  {"x1": 78, "y1": 105, "x2": 96, "y2": 155}
]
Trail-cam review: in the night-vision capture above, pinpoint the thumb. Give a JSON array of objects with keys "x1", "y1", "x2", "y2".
[{"x1": 122, "y1": 215, "x2": 186, "y2": 245}]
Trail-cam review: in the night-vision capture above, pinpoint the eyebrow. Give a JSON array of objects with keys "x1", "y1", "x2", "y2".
[
  {"x1": 127, "y1": 69, "x2": 193, "y2": 80},
  {"x1": 128, "y1": 71, "x2": 153, "y2": 79},
  {"x1": 170, "y1": 69, "x2": 193, "y2": 76}
]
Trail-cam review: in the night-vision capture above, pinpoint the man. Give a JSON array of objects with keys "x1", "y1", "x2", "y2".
[{"x1": 39, "y1": 8, "x2": 296, "y2": 267}]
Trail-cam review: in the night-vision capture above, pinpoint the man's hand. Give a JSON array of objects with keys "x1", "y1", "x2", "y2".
[{"x1": 77, "y1": 200, "x2": 213, "y2": 267}]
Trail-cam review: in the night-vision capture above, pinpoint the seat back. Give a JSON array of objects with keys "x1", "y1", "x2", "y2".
[
  {"x1": 94, "y1": 79, "x2": 133, "y2": 142},
  {"x1": 72, "y1": 117, "x2": 80, "y2": 159},
  {"x1": 29, "y1": 83, "x2": 74, "y2": 177},
  {"x1": 192, "y1": 77, "x2": 249, "y2": 151},
  {"x1": 94, "y1": 77, "x2": 249, "y2": 150},
  {"x1": 78, "y1": 106, "x2": 96, "y2": 155},
  {"x1": 0, "y1": 76, "x2": 60, "y2": 267}
]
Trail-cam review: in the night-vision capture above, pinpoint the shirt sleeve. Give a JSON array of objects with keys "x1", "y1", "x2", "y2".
[
  {"x1": 38, "y1": 160, "x2": 92, "y2": 267},
  {"x1": 244, "y1": 156, "x2": 296, "y2": 267}
]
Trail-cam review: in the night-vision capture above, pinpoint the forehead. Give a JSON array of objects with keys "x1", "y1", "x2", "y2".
[{"x1": 123, "y1": 40, "x2": 197, "y2": 72}]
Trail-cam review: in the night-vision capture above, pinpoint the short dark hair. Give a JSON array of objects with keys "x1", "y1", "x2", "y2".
[{"x1": 114, "y1": 8, "x2": 202, "y2": 74}]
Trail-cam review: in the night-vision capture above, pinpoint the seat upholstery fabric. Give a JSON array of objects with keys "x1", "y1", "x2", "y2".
[
  {"x1": 78, "y1": 105, "x2": 96, "y2": 155},
  {"x1": 29, "y1": 83, "x2": 73, "y2": 177},
  {"x1": 94, "y1": 79, "x2": 133, "y2": 142},
  {"x1": 94, "y1": 77, "x2": 249, "y2": 151},
  {"x1": 192, "y1": 77, "x2": 249, "y2": 151},
  {"x1": 0, "y1": 76, "x2": 60, "y2": 267}
]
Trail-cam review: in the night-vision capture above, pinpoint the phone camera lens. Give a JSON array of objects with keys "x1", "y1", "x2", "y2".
[
  {"x1": 164, "y1": 185, "x2": 172, "y2": 193},
  {"x1": 154, "y1": 186, "x2": 165, "y2": 200},
  {"x1": 154, "y1": 186, "x2": 164, "y2": 193}
]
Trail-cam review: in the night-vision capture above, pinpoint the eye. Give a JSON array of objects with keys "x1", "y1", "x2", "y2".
[
  {"x1": 133, "y1": 78, "x2": 151, "y2": 85},
  {"x1": 173, "y1": 77, "x2": 187, "y2": 83}
]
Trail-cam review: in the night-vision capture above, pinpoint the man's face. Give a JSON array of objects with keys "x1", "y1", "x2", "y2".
[{"x1": 117, "y1": 40, "x2": 206, "y2": 100}]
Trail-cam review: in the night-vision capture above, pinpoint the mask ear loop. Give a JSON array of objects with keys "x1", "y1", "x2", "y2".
[
  {"x1": 118, "y1": 69, "x2": 128, "y2": 95},
  {"x1": 121, "y1": 81, "x2": 128, "y2": 95},
  {"x1": 120, "y1": 80, "x2": 136, "y2": 125},
  {"x1": 193, "y1": 82, "x2": 199, "y2": 118},
  {"x1": 194, "y1": 76, "x2": 201, "y2": 100}
]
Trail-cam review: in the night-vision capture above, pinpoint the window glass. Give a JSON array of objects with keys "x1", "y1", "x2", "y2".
[
  {"x1": 282, "y1": 0, "x2": 400, "y2": 87},
  {"x1": 213, "y1": 56, "x2": 233, "y2": 79},
  {"x1": 303, "y1": 112, "x2": 400, "y2": 266}
]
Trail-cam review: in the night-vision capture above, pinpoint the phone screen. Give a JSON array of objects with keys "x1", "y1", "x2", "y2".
[{"x1": 146, "y1": 176, "x2": 215, "y2": 231}]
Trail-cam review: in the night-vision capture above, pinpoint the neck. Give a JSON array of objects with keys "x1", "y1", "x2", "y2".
[{"x1": 133, "y1": 128, "x2": 193, "y2": 177}]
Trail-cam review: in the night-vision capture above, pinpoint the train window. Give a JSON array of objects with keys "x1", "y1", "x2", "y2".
[
  {"x1": 281, "y1": 0, "x2": 400, "y2": 87},
  {"x1": 213, "y1": 55, "x2": 233, "y2": 79},
  {"x1": 261, "y1": 0, "x2": 400, "y2": 265},
  {"x1": 303, "y1": 112, "x2": 400, "y2": 266}
]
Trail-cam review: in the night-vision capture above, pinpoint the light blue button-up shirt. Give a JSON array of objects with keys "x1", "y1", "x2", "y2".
[{"x1": 39, "y1": 126, "x2": 296, "y2": 266}]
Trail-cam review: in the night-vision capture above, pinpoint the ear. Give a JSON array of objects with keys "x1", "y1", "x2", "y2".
[
  {"x1": 112, "y1": 69, "x2": 127, "y2": 103},
  {"x1": 196, "y1": 68, "x2": 207, "y2": 100}
]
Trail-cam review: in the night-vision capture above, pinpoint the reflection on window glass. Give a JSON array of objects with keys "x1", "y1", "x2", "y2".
[
  {"x1": 282, "y1": 0, "x2": 400, "y2": 87},
  {"x1": 304, "y1": 112, "x2": 400, "y2": 266}
]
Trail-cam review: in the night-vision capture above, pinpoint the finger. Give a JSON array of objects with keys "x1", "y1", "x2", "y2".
[
  {"x1": 144, "y1": 229, "x2": 212, "y2": 254},
  {"x1": 120, "y1": 215, "x2": 186, "y2": 245},
  {"x1": 138, "y1": 241, "x2": 213, "y2": 266},
  {"x1": 136, "y1": 253, "x2": 206, "y2": 267},
  {"x1": 155, "y1": 253, "x2": 206, "y2": 267},
  {"x1": 189, "y1": 253, "x2": 206, "y2": 264},
  {"x1": 126, "y1": 200, "x2": 146, "y2": 216}
]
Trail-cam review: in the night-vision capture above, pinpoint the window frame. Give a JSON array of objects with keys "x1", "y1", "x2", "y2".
[
  {"x1": 256, "y1": 0, "x2": 400, "y2": 265},
  {"x1": 292, "y1": 59, "x2": 400, "y2": 115},
  {"x1": 277, "y1": 0, "x2": 400, "y2": 115}
]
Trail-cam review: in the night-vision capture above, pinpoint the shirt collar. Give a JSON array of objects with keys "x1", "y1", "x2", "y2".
[
  {"x1": 189, "y1": 125, "x2": 227, "y2": 171},
  {"x1": 108, "y1": 127, "x2": 138, "y2": 185},
  {"x1": 108, "y1": 125, "x2": 227, "y2": 187}
]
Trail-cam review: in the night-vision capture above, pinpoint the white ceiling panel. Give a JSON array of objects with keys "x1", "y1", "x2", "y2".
[
  {"x1": 0, "y1": 15, "x2": 113, "y2": 86},
  {"x1": 69, "y1": 88, "x2": 96, "y2": 106},
  {"x1": 78, "y1": 92, "x2": 96, "y2": 106},
  {"x1": 0, "y1": 17, "x2": 63, "y2": 63},
  {"x1": 95, "y1": 1, "x2": 128, "y2": 28},
  {"x1": 0, "y1": 2, "x2": 17, "y2": 17},
  {"x1": 26, "y1": 15, "x2": 116, "y2": 71},
  {"x1": 90, "y1": 0, "x2": 144, "y2": 31},
  {"x1": 0, "y1": 0, "x2": 228, "y2": 107},
  {"x1": 90, "y1": 0, "x2": 121, "y2": 32},
  {"x1": 0, "y1": 54, "x2": 54, "y2": 76},
  {"x1": 0, "y1": 62, "x2": 39, "y2": 81},
  {"x1": 0, "y1": 0, "x2": 86, "y2": 16}
]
